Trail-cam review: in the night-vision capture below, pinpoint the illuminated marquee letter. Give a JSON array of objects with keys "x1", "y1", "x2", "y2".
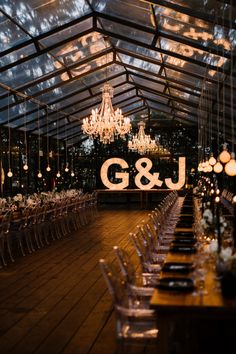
[
  {"x1": 165, "y1": 157, "x2": 186, "y2": 190},
  {"x1": 100, "y1": 158, "x2": 129, "y2": 190},
  {"x1": 135, "y1": 158, "x2": 163, "y2": 190}
]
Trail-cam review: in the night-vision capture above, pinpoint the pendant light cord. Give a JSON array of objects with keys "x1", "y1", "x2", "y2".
[
  {"x1": 24, "y1": 99, "x2": 28, "y2": 164},
  {"x1": 46, "y1": 107, "x2": 50, "y2": 166},
  {"x1": 7, "y1": 91, "x2": 11, "y2": 170},
  {"x1": 230, "y1": 0, "x2": 234, "y2": 153},
  {"x1": 37, "y1": 105, "x2": 41, "y2": 172}
]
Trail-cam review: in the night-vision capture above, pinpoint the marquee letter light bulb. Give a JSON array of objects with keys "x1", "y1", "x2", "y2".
[{"x1": 100, "y1": 158, "x2": 129, "y2": 190}]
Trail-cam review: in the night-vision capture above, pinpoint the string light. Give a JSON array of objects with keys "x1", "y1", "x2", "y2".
[
  {"x1": 37, "y1": 105, "x2": 42, "y2": 178},
  {"x1": 46, "y1": 107, "x2": 51, "y2": 172},
  {"x1": 7, "y1": 92, "x2": 13, "y2": 178},
  {"x1": 23, "y1": 99, "x2": 29, "y2": 171}
]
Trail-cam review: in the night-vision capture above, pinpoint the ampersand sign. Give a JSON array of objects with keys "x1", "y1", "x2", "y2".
[{"x1": 135, "y1": 158, "x2": 163, "y2": 190}]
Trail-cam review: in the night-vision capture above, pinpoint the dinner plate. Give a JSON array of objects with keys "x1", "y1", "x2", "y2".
[
  {"x1": 169, "y1": 245, "x2": 196, "y2": 253},
  {"x1": 174, "y1": 231, "x2": 194, "y2": 237},
  {"x1": 162, "y1": 262, "x2": 194, "y2": 273},
  {"x1": 156, "y1": 277, "x2": 194, "y2": 292},
  {"x1": 176, "y1": 223, "x2": 193, "y2": 228},
  {"x1": 172, "y1": 238, "x2": 196, "y2": 245}
]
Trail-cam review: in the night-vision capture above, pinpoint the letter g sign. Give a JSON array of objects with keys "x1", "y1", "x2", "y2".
[{"x1": 100, "y1": 158, "x2": 129, "y2": 190}]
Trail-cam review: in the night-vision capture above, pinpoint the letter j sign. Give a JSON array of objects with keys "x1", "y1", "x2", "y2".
[{"x1": 100, "y1": 157, "x2": 186, "y2": 190}]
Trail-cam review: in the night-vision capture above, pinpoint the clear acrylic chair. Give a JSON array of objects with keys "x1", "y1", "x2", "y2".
[
  {"x1": 99, "y1": 258, "x2": 158, "y2": 353},
  {"x1": 113, "y1": 246, "x2": 160, "y2": 297},
  {"x1": 129, "y1": 232, "x2": 165, "y2": 273}
]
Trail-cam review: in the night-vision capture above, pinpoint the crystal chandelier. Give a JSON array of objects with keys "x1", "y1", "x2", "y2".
[
  {"x1": 82, "y1": 83, "x2": 131, "y2": 144},
  {"x1": 128, "y1": 121, "x2": 157, "y2": 155}
]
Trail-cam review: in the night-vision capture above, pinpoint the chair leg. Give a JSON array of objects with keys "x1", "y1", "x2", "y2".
[{"x1": 6, "y1": 233, "x2": 15, "y2": 262}]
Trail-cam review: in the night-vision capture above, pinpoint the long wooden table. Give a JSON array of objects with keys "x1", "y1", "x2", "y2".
[{"x1": 150, "y1": 233, "x2": 236, "y2": 354}]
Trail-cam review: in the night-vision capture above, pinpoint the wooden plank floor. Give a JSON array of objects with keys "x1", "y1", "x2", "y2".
[{"x1": 0, "y1": 207, "x2": 157, "y2": 354}]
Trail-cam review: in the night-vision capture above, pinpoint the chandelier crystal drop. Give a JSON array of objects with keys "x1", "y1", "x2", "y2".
[
  {"x1": 82, "y1": 83, "x2": 131, "y2": 144},
  {"x1": 128, "y1": 121, "x2": 157, "y2": 155}
]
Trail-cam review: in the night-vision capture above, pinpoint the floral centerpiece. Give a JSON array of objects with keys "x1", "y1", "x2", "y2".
[
  {"x1": 200, "y1": 208, "x2": 227, "y2": 241},
  {"x1": 201, "y1": 208, "x2": 236, "y2": 298}
]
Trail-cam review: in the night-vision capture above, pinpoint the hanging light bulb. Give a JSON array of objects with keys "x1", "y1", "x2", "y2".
[
  {"x1": 224, "y1": 152, "x2": 236, "y2": 176},
  {"x1": 65, "y1": 165, "x2": 69, "y2": 172},
  {"x1": 71, "y1": 171, "x2": 75, "y2": 177},
  {"x1": 205, "y1": 160, "x2": 210, "y2": 167},
  {"x1": 23, "y1": 163, "x2": 28, "y2": 171},
  {"x1": 219, "y1": 143, "x2": 231, "y2": 163},
  {"x1": 198, "y1": 162, "x2": 203, "y2": 171},
  {"x1": 206, "y1": 165, "x2": 213, "y2": 172},
  {"x1": 214, "y1": 160, "x2": 223, "y2": 173},
  {"x1": 38, "y1": 171, "x2": 42, "y2": 178},
  {"x1": 56, "y1": 171, "x2": 61, "y2": 178},
  {"x1": 209, "y1": 154, "x2": 216, "y2": 166},
  {"x1": 233, "y1": 195, "x2": 236, "y2": 203},
  {"x1": 46, "y1": 165, "x2": 51, "y2": 172},
  {"x1": 7, "y1": 169, "x2": 13, "y2": 178}
]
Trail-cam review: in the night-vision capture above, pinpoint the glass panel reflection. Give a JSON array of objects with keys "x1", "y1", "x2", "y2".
[
  {"x1": 1, "y1": 0, "x2": 91, "y2": 36},
  {"x1": 89, "y1": 0, "x2": 155, "y2": 28}
]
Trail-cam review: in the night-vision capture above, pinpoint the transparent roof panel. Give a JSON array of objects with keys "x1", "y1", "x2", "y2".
[
  {"x1": 169, "y1": 88, "x2": 198, "y2": 103},
  {"x1": 147, "y1": 100, "x2": 172, "y2": 113},
  {"x1": 118, "y1": 96, "x2": 142, "y2": 109},
  {"x1": 1, "y1": 53, "x2": 57, "y2": 87},
  {"x1": 98, "y1": 18, "x2": 154, "y2": 45},
  {"x1": 131, "y1": 75, "x2": 165, "y2": 93},
  {"x1": 25, "y1": 52, "x2": 114, "y2": 95},
  {"x1": 1, "y1": 0, "x2": 91, "y2": 36},
  {"x1": 165, "y1": 67, "x2": 202, "y2": 88},
  {"x1": 119, "y1": 53, "x2": 161, "y2": 74},
  {"x1": 0, "y1": 12, "x2": 30, "y2": 52},
  {"x1": 90, "y1": 74, "x2": 127, "y2": 94},
  {"x1": 154, "y1": 5, "x2": 233, "y2": 52},
  {"x1": 50, "y1": 32, "x2": 108, "y2": 65},
  {"x1": 161, "y1": 0, "x2": 236, "y2": 21},
  {"x1": 0, "y1": 43, "x2": 36, "y2": 67},
  {"x1": 112, "y1": 39, "x2": 162, "y2": 62},
  {"x1": 67, "y1": 134, "x2": 84, "y2": 146},
  {"x1": 121, "y1": 100, "x2": 143, "y2": 113},
  {"x1": 0, "y1": 100, "x2": 39, "y2": 124},
  {"x1": 159, "y1": 37, "x2": 227, "y2": 68},
  {"x1": 39, "y1": 17, "x2": 93, "y2": 47},
  {"x1": 169, "y1": 82, "x2": 201, "y2": 95},
  {"x1": 54, "y1": 90, "x2": 91, "y2": 109},
  {"x1": 141, "y1": 91, "x2": 169, "y2": 105},
  {"x1": 112, "y1": 89, "x2": 137, "y2": 104},
  {"x1": 89, "y1": 0, "x2": 155, "y2": 28},
  {"x1": 174, "y1": 101, "x2": 195, "y2": 113},
  {"x1": 0, "y1": 94, "x2": 16, "y2": 110},
  {"x1": 32, "y1": 116, "x2": 68, "y2": 134},
  {"x1": 81, "y1": 64, "x2": 125, "y2": 86},
  {"x1": 127, "y1": 68, "x2": 166, "y2": 84},
  {"x1": 63, "y1": 96, "x2": 101, "y2": 114}
]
